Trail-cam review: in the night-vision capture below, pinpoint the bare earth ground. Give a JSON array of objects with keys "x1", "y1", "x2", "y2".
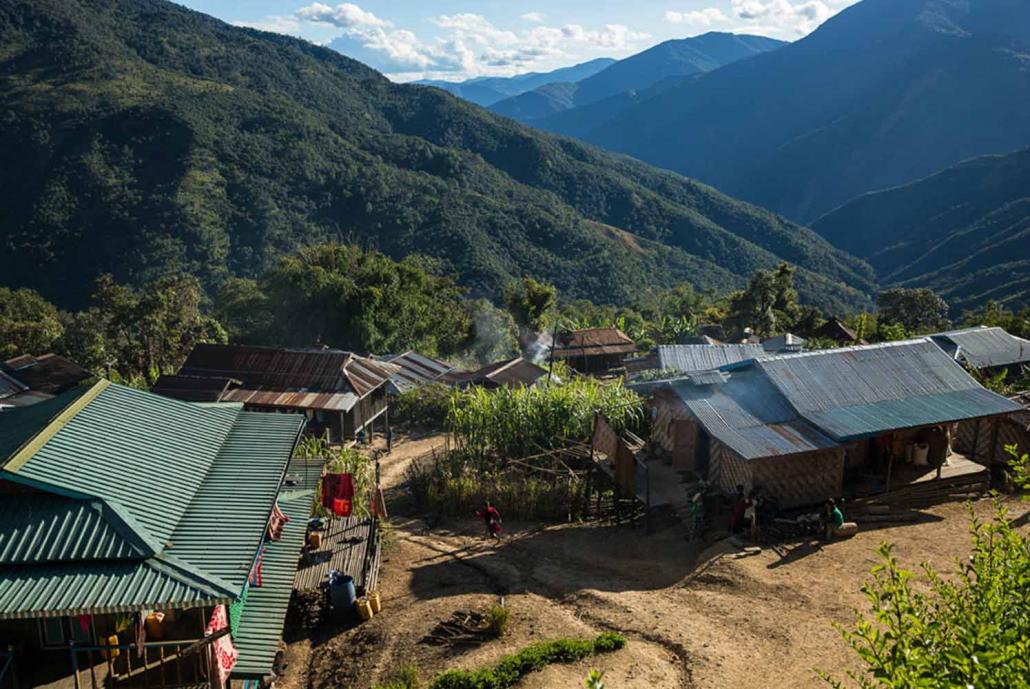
[{"x1": 278, "y1": 431, "x2": 1030, "y2": 689}]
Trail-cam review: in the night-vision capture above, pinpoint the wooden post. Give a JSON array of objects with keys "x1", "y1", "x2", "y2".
[{"x1": 885, "y1": 452, "x2": 894, "y2": 493}]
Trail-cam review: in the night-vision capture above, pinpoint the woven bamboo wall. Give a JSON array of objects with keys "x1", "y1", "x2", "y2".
[
  {"x1": 955, "y1": 412, "x2": 1030, "y2": 465},
  {"x1": 711, "y1": 440, "x2": 751, "y2": 495},
  {"x1": 650, "y1": 397, "x2": 699, "y2": 469},
  {"x1": 749, "y1": 449, "x2": 846, "y2": 509}
]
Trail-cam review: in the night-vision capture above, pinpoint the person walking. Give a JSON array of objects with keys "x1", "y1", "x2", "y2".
[{"x1": 475, "y1": 501, "x2": 503, "y2": 542}]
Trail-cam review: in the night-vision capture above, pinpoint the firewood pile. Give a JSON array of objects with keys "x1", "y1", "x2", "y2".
[{"x1": 421, "y1": 610, "x2": 495, "y2": 647}]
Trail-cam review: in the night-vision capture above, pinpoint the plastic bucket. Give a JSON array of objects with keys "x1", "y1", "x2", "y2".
[{"x1": 368, "y1": 590, "x2": 382, "y2": 614}]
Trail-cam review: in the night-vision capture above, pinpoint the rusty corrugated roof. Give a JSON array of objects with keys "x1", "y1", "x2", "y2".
[
  {"x1": 2, "y1": 354, "x2": 91, "y2": 395},
  {"x1": 551, "y1": 328, "x2": 637, "y2": 358},
  {"x1": 173, "y1": 344, "x2": 389, "y2": 411}
]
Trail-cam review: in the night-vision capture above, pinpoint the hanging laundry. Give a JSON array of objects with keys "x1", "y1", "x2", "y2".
[
  {"x1": 267, "y1": 500, "x2": 289, "y2": 540},
  {"x1": 78, "y1": 615, "x2": 92, "y2": 633},
  {"x1": 205, "y1": 605, "x2": 238, "y2": 689},
  {"x1": 249, "y1": 547, "x2": 265, "y2": 587},
  {"x1": 321, "y1": 473, "x2": 355, "y2": 508},
  {"x1": 332, "y1": 497, "x2": 352, "y2": 517}
]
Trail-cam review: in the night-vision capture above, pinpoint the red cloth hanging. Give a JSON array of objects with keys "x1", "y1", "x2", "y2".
[
  {"x1": 321, "y1": 473, "x2": 355, "y2": 508},
  {"x1": 332, "y1": 497, "x2": 352, "y2": 517}
]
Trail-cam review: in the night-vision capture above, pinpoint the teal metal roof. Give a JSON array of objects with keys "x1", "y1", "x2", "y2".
[
  {"x1": 755, "y1": 340, "x2": 1023, "y2": 441},
  {"x1": 0, "y1": 558, "x2": 232, "y2": 619},
  {"x1": 0, "y1": 494, "x2": 151, "y2": 564},
  {"x1": 0, "y1": 382, "x2": 305, "y2": 620},
  {"x1": 168, "y1": 411, "x2": 305, "y2": 592},
  {"x1": 231, "y1": 489, "x2": 312, "y2": 679},
  {"x1": 7, "y1": 384, "x2": 240, "y2": 549},
  {"x1": 0, "y1": 386, "x2": 89, "y2": 463}
]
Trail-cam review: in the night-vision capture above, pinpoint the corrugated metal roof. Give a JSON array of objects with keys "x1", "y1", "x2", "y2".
[
  {"x1": 167, "y1": 410, "x2": 304, "y2": 592},
  {"x1": 151, "y1": 374, "x2": 240, "y2": 402},
  {"x1": 231, "y1": 489, "x2": 311, "y2": 679},
  {"x1": 0, "y1": 385, "x2": 90, "y2": 463},
  {"x1": 673, "y1": 367, "x2": 838, "y2": 460},
  {"x1": 0, "y1": 371, "x2": 26, "y2": 400},
  {"x1": 657, "y1": 344, "x2": 767, "y2": 373},
  {"x1": 0, "y1": 383, "x2": 304, "y2": 619},
  {"x1": 174, "y1": 344, "x2": 389, "y2": 411},
  {"x1": 0, "y1": 494, "x2": 149, "y2": 564},
  {"x1": 0, "y1": 558, "x2": 231, "y2": 619},
  {"x1": 2, "y1": 354, "x2": 91, "y2": 395},
  {"x1": 453, "y1": 358, "x2": 547, "y2": 388},
  {"x1": 8, "y1": 384, "x2": 240, "y2": 549},
  {"x1": 762, "y1": 333, "x2": 806, "y2": 353},
  {"x1": 376, "y1": 351, "x2": 459, "y2": 394},
  {"x1": 756, "y1": 340, "x2": 1023, "y2": 440},
  {"x1": 551, "y1": 328, "x2": 637, "y2": 358},
  {"x1": 929, "y1": 327, "x2": 1030, "y2": 369}
]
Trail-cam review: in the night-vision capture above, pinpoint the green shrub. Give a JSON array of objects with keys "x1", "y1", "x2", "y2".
[
  {"x1": 427, "y1": 633, "x2": 626, "y2": 689},
  {"x1": 374, "y1": 664, "x2": 420, "y2": 689},
  {"x1": 486, "y1": 604, "x2": 510, "y2": 637},
  {"x1": 393, "y1": 383, "x2": 456, "y2": 428}
]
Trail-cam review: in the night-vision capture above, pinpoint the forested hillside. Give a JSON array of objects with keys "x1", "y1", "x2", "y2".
[
  {"x1": 813, "y1": 149, "x2": 1030, "y2": 310},
  {"x1": 571, "y1": 0, "x2": 1030, "y2": 222},
  {"x1": 0, "y1": 0, "x2": 873, "y2": 313}
]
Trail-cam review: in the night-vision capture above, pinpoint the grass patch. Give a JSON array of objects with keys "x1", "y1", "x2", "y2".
[
  {"x1": 486, "y1": 604, "x2": 510, "y2": 637},
  {"x1": 374, "y1": 665, "x2": 421, "y2": 689},
  {"x1": 429, "y1": 632, "x2": 626, "y2": 689}
]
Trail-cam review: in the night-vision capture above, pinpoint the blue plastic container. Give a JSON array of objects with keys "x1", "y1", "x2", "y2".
[{"x1": 327, "y1": 571, "x2": 356, "y2": 619}]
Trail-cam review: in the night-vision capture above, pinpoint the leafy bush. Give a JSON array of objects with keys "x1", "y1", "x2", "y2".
[
  {"x1": 374, "y1": 666, "x2": 421, "y2": 689},
  {"x1": 486, "y1": 604, "x2": 509, "y2": 637},
  {"x1": 824, "y1": 502, "x2": 1030, "y2": 688},
  {"x1": 428, "y1": 633, "x2": 626, "y2": 689}
]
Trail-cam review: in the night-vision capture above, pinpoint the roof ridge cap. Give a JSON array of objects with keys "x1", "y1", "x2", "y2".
[{"x1": 3, "y1": 380, "x2": 110, "y2": 473}]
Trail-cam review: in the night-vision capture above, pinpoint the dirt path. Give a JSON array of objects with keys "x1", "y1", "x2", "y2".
[
  {"x1": 374, "y1": 430, "x2": 447, "y2": 492},
  {"x1": 280, "y1": 449, "x2": 1030, "y2": 689}
]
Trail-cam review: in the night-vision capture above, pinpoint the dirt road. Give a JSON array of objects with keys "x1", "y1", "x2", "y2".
[{"x1": 281, "y1": 434, "x2": 1030, "y2": 688}]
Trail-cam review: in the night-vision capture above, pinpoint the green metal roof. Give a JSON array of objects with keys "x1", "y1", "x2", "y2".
[
  {"x1": 0, "y1": 494, "x2": 151, "y2": 564},
  {"x1": 167, "y1": 411, "x2": 306, "y2": 592},
  {"x1": 0, "y1": 381, "x2": 305, "y2": 619},
  {"x1": 0, "y1": 558, "x2": 232, "y2": 619},
  {"x1": 0, "y1": 385, "x2": 90, "y2": 463},
  {"x1": 6, "y1": 383, "x2": 241, "y2": 548},
  {"x1": 231, "y1": 489, "x2": 312, "y2": 679}
]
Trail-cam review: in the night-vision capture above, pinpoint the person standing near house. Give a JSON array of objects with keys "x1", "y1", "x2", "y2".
[{"x1": 476, "y1": 501, "x2": 503, "y2": 542}]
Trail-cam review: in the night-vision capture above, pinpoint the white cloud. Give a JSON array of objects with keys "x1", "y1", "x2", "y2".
[
  {"x1": 287, "y1": 3, "x2": 649, "y2": 80},
  {"x1": 235, "y1": 15, "x2": 303, "y2": 35},
  {"x1": 665, "y1": 8, "x2": 730, "y2": 25},
  {"x1": 729, "y1": 0, "x2": 856, "y2": 36},
  {"x1": 296, "y1": 2, "x2": 388, "y2": 29}
]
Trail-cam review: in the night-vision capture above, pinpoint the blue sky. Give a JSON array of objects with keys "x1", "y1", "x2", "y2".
[{"x1": 176, "y1": 0, "x2": 857, "y2": 81}]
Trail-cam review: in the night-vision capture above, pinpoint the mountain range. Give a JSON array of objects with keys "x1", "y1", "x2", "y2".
[
  {"x1": 0, "y1": 0, "x2": 873, "y2": 313},
  {"x1": 413, "y1": 58, "x2": 616, "y2": 107},
  {"x1": 535, "y1": 0, "x2": 1030, "y2": 223},
  {"x1": 489, "y1": 33, "x2": 785, "y2": 124},
  {"x1": 814, "y1": 148, "x2": 1030, "y2": 311}
]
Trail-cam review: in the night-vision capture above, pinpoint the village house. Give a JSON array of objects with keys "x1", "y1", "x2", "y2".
[
  {"x1": 0, "y1": 354, "x2": 91, "y2": 410},
  {"x1": 644, "y1": 340, "x2": 1022, "y2": 508},
  {"x1": 550, "y1": 327, "x2": 637, "y2": 374},
  {"x1": 451, "y1": 357, "x2": 549, "y2": 389},
  {"x1": 152, "y1": 344, "x2": 392, "y2": 442},
  {"x1": 372, "y1": 351, "x2": 461, "y2": 395},
  {"x1": 0, "y1": 380, "x2": 308, "y2": 688},
  {"x1": 809, "y1": 318, "x2": 864, "y2": 345},
  {"x1": 928, "y1": 326, "x2": 1030, "y2": 380}
]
